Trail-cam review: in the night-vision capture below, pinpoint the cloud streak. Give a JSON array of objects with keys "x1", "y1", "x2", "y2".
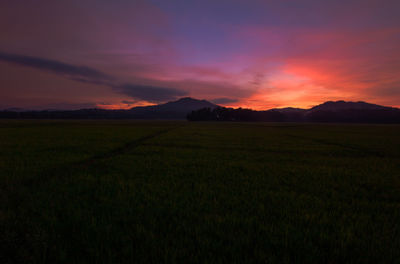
[
  {"x1": 1, "y1": 1, "x2": 400, "y2": 109},
  {"x1": 0, "y1": 51, "x2": 187, "y2": 103},
  {"x1": 210, "y1": 98, "x2": 239, "y2": 104},
  {"x1": 114, "y1": 84, "x2": 187, "y2": 102},
  {"x1": 0, "y1": 51, "x2": 113, "y2": 82}
]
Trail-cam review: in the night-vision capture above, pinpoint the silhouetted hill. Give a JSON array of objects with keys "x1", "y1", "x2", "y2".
[
  {"x1": 272, "y1": 107, "x2": 307, "y2": 122},
  {"x1": 309, "y1": 100, "x2": 389, "y2": 112},
  {"x1": 303, "y1": 101, "x2": 400, "y2": 123},
  {"x1": 127, "y1": 97, "x2": 217, "y2": 119},
  {"x1": 3, "y1": 107, "x2": 28, "y2": 112},
  {"x1": 188, "y1": 101, "x2": 400, "y2": 123},
  {"x1": 2, "y1": 99, "x2": 399, "y2": 123},
  {"x1": 0, "y1": 97, "x2": 218, "y2": 119},
  {"x1": 273, "y1": 107, "x2": 307, "y2": 113}
]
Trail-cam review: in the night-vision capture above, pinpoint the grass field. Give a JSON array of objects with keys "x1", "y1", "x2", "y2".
[{"x1": 1, "y1": 120, "x2": 400, "y2": 263}]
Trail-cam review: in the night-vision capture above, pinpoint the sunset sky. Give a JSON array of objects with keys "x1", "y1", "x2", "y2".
[{"x1": 1, "y1": 0, "x2": 400, "y2": 110}]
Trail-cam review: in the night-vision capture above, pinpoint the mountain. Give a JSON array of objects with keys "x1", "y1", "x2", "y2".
[
  {"x1": 127, "y1": 97, "x2": 218, "y2": 119},
  {"x1": 2, "y1": 107, "x2": 28, "y2": 112},
  {"x1": 188, "y1": 100, "x2": 400, "y2": 123},
  {"x1": 271, "y1": 101, "x2": 400, "y2": 123},
  {"x1": 272, "y1": 107, "x2": 307, "y2": 113},
  {"x1": 271, "y1": 101, "x2": 391, "y2": 114},
  {"x1": 308, "y1": 100, "x2": 390, "y2": 112},
  {"x1": 0, "y1": 97, "x2": 218, "y2": 120},
  {"x1": 304, "y1": 101, "x2": 400, "y2": 123},
  {"x1": 2, "y1": 98, "x2": 400, "y2": 123},
  {"x1": 271, "y1": 107, "x2": 307, "y2": 122}
]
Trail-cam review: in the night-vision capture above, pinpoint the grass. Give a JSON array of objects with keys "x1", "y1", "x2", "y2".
[{"x1": 1, "y1": 120, "x2": 400, "y2": 263}]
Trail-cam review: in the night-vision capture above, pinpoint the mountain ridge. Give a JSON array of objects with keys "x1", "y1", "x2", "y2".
[
  {"x1": 0, "y1": 97, "x2": 218, "y2": 120},
  {"x1": 271, "y1": 100, "x2": 396, "y2": 113},
  {"x1": 1, "y1": 98, "x2": 399, "y2": 123},
  {"x1": 187, "y1": 100, "x2": 400, "y2": 123},
  {"x1": 308, "y1": 100, "x2": 391, "y2": 112}
]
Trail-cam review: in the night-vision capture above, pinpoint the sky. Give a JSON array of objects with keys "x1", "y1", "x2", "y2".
[{"x1": 0, "y1": 0, "x2": 400, "y2": 110}]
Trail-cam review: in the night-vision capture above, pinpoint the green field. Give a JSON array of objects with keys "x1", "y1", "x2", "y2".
[{"x1": 1, "y1": 120, "x2": 400, "y2": 263}]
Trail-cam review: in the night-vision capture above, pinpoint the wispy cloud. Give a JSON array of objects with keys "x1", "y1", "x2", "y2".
[
  {"x1": 210, "y1": 98, "x2": 239, "y2": 104},
  {"x1": 113, "y1": 84, "x2": 187, "y2": 103},
  {"x1": 0, "y1": 51, "x2": 113, "y2": 82},
  {"x1": 0, "y1": 51, "x2": 187, "y2": 103}
]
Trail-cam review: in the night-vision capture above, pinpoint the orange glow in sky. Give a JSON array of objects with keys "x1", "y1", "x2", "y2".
[{"x1": 1, "y1": 1, "x2": 400, "y2": 110}]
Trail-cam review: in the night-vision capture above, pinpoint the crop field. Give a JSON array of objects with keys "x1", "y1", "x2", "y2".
[{"x1": 1, "y1": 120, "x2": 400, "y2": 263}]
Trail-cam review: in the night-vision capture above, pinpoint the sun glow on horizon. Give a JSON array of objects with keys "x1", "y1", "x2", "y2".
[{"x1": 96, "y1": 101, "x2": 155, "y2": 110}]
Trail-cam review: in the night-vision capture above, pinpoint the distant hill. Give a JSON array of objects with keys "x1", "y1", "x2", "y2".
[
  {"x1": 127, "y1": 97, "x2": 217, "y2": 119},
  {"x1": 271, "y1": 107, "x2": 307, "y2": 122},
  {"x1": 308, "y1": 100, "x2": 389, "y2": 112},
  {"x1": 272, "y1": 107, "x2": 307, "y2": 113},
  {"x1": 3, "y1": 107, "x2": 28, "y2": 112},
  {"x1": 304, "y1": 101, "x2": 400, "y2": 123},
  {"x1": 0, "y1": 97, "x2": 218, "y2": 120},
  {"x1": 188, "y1": 101, "x2": 400, "y2": 123},
  {"x1": 2, "y1": 98, "x2": 400, "y2": 123}
]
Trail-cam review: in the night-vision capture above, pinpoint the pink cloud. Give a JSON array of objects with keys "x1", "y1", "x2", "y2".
[
  {"x1": 1, "y1": 0, "x2": 400, "y2": 110},
  {"x1": 218, "y1": 25, "x2": 400, "y2": 109}
]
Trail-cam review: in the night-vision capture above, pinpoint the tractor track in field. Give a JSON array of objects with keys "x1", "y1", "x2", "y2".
[
  {"x1": 65, "y1": 124, "x2": 187, "y2": 171},
  {"x1": 2, "y1": 124, "x2": 184, "y2": 195},
  {"x1": 0, "y1": 124, "x2": 186, "y2": 241},
  {"x1": 81, "y1": 125, "x2": 183, "y2": 164}
]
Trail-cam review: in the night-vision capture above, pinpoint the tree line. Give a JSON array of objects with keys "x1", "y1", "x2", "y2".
[{"x1": 187, "y1": 107, "x2": 400, "y2": 123}]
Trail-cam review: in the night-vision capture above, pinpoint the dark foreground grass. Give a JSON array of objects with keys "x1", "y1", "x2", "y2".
[{"x1": 1, "y1": 120, "x2": 400, "y2": 263}]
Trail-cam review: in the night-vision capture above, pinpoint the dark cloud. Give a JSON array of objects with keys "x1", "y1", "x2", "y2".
[
  {"x1": 211, "y1": 97, "x2": 239, "y2": 104},
  {"x1": 96, "y1": 102, "x2": 113, "y2": 105},
  {"x1": 114, "y1": 84, "x2": 187, "y2": 103},
  {"x1": 0, "y1": 51, "x2": 187, "y2": 103},
  {"x1": 0, "y1": 51, "x2": 113, "y2": 82},
  {"x1": 121, "y1": 100, "x2": 139, "y2": 105},
  {"x1": 250, "y1": 73, "x2": 265, "y2": 87},
  {"x1": 68, "y1": 77, "x2": 112, "y2": 86}
]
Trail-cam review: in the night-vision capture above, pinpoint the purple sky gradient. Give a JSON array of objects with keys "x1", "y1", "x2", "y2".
[{"x1": 1, "y1": 0, "x2": 399, "y2": 110}]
